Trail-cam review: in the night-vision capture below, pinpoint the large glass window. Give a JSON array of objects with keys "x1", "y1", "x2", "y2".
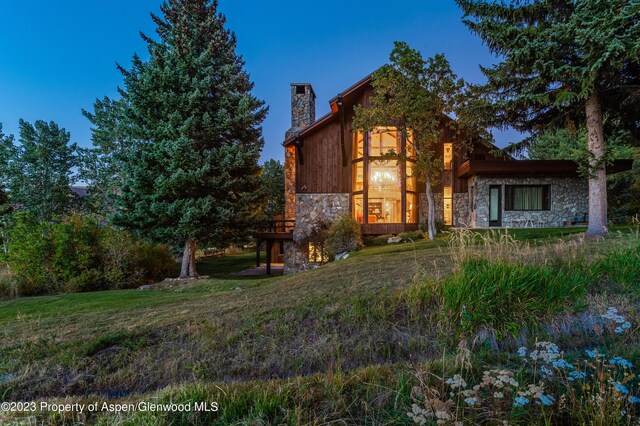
[
  {"x1": 351, "y1": 126, "x2": 418, "y2": 225},
  {"x1": 353, "y1": 130, "x2": 364, "y2": 159},
  {"x1": 369, "y1": 127, "x2": 400, "y2": 157},
  {"x1": 353, "y1": 194, "x2": 364, "y2": 224},
  {"x1": 505, "y1": 185, "x2": 550, "y2": 211},
  {"x1": 368, "y1": 160, "x2": 402, "y2": 223},
  {"x1": 352, "y1": 161, "x2": 364, "y2": 191}
]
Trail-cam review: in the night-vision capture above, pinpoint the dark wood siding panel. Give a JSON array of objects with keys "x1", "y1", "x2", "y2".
[{"x1": 295, "y1": 119, "x2": 343, "y2": 193}]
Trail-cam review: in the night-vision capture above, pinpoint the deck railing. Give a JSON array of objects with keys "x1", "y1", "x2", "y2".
[{"x1": 256, "y1": 219, "x2": 295, "y2": 234}]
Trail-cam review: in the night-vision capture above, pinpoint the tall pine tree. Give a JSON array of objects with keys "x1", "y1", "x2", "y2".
[
  {"x1": 110, "y1": 0, "x2": 266, "y2": 278},
  {"x1": 456, "y1": 0, "x2": 640, "y2": 236}
]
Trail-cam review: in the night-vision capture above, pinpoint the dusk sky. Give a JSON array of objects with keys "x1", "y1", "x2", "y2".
[{"x1": 0, "y1": 0, "x2": 522, "y2": 163}]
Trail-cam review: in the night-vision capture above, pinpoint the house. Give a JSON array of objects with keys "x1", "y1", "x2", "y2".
[{"x1": 258, "y1": 75, "x2": 632, "y2": 274}]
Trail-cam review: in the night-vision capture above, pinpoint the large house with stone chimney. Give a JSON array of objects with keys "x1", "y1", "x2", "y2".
[{"x1": 254, "y1": 75, "x2": 632, "y2": 274}]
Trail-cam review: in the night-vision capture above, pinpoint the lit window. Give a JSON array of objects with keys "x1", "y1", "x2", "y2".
[
  {"x1": 353, "y1": 194, "x2": 364, "y2": 224},
  {"x1": 308, "y1": 243, "x2": 328, "y2": 263},
  {"x1": 352, "y1": 161, "x2": 364, "y2": 191},
  {"x1": 353, "y1": 131, "x2": 364, "y2": 159},
  {"x1": 369, "y1": 127, "x2": 400, "y2": 157},
  {"x1": 443, "y1": 142, "x2": 453, "y2": 170},
  {"x1": 406, "y1": 193, "x2": 418, "y2": 224},
  {"x1": 406, "y1": 161, "x2": 416, "y2": 191}
]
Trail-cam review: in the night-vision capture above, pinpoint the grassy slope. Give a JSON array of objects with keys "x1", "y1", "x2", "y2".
[{"x1": 0, "y1": 227, "x2": 637, "y2": 418}]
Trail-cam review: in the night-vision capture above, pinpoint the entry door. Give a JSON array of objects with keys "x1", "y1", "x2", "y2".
[{"x1": 489, "y1": 185, "x2": 502, "y2": 227}]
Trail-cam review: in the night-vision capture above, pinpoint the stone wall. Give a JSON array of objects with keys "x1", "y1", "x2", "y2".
[
  {"x1": 453, "y1": 193, "x2": 469, "y2": 227},
  {"x1": 470, "y1": 176, "x2": 588, "y2": 228},
  {"x1": 284, "y1": 193, "x2": 350, "y2": 274},
  {"x1": 284, "y1": 146, "x2": 296, "y2": 221},
  {"x1": 419, "y1": 192, "x2": 444, "y2": 227}
]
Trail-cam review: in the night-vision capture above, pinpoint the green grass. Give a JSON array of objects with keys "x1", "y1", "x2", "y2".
[{"x1": 0, "y1": 227, "x2": 638, "y2": 424}]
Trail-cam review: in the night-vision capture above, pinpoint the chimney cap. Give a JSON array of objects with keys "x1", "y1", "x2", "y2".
[{"x1": 290, "y1": 83, "x2": 315, "y2": 97}]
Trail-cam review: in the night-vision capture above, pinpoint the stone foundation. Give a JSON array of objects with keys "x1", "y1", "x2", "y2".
[
  {"x1": 284, "y1": 193, "x2": 350, "y2": 274},
  {"x1": 453, "y1": 193, "x2": 469, "y2": 227},
  {"x1": 469, "y1": 176, "x2": 588, "y2": 228}
]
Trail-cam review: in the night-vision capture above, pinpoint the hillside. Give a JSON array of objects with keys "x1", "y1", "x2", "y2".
[{"x1": 1, "y1": 227, "x2": 639, "y2": 425}]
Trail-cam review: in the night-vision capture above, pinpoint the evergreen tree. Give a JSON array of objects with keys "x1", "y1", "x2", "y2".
[
  {"x1": 456, "y1": 0, "x2": 640, "y2": 236},
  {"x1": 111, "y1": 0, "x2": 266, "y2": 278},
  {"x1": 4, "y1": 120, "x2": 78, "y2": 222},
  {"x1": 258, "y1": 159, "x2": 285, "y2": 220},
  {"x1": 353, "y1": 42, "x2": 476, "y2": 240}
]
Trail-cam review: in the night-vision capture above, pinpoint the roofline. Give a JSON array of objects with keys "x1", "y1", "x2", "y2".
[
  {"x1": 282, "y1": 112, "x2": 335, "y2": 146},
  {"x1": 328, "y1": 74, "x2": 372, "y2": 105},
  {"x1": 457, "y1": 159, "x2": 634, "y2": 178}
]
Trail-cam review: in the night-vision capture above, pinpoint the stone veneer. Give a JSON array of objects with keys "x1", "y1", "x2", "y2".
[
  {"x1": 419, "y1": 193, "x2": 444, "y2": 227},
  {"x1": 284, "y1": 193, "x2": 350, "y2": 274},
  {"x1": 453, "y1": 193, "x2": 469, "y2": 227},
  {"x1": 469, "y1": 176, "x2": 588, "y2": 228},
  {"x1": 284, "y1": 146, "x2": 296, "y2": 221}
]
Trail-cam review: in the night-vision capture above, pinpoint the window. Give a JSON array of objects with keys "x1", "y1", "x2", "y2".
[
  {"x1": 368, "y1": 160, "x2": 402, "y2": 223},
  {"x1": 443, "y1": 142, "x2": 453, "y2": 170},
  {"x1": 353, "y1": 194, "x2": 364, "y2": 224},
  {"x1": 442, "y1": 142, "x2": 453, "y2": 225},
  {"x1": 352, "y1": 161, "x2": 364, "y2": 191},
  {"x1": 505, "y1": 185, "x2": 550, "y2": 211},
  {"x1": 308, "y1": 243, "x2": 328, "y2": 263},
  {"x1": 369, "y1": 127, "x2": 400, "y2": 157},
  {"x1": 406, "y1": 193, "x2": 417, "y2": 223},
  {"x1": 406, "y1": 161, "x2": 416, "y2": 191},
  {"x1": 353, "y1": 131, "x2": 364, "y2": 159}
]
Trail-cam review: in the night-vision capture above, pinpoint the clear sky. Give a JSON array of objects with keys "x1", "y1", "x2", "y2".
[{"x1": 0, "y1": 0, "x2": 522, "y2": 163}]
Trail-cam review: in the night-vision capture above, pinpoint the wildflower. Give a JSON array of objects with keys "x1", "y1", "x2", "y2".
[
  {"x1": 446, "y1": 374, "x2": 467, "y2": 389},
  {"x1": 540, "y1": 365, "x2": 554, "y2": 379},
  {"x1": 628, "y1": 396, "x2": 640, "y2": 404},
  {"x1": 610, "y1": 382, "x2": 630, "y2": 395},
  {"x1": 493, "y1": 391, "x2": 504, "y2": 398},
  {"x1": 585, "y1": 349, "x2": 604, "y2": 359},
  {"x1": 551, "y1": 359, "x2": 574, "y2": 370},
  {"x1": 513, "y1": 396, "x2": 529, "y2": 407},
  {"x1": 464, "y1": 397, "x2": 477, "y2": 406},
  {"x1": 528, "y1": 342, "x2": 560, "y2": 363},
  {"x1": 538, "y1": 394, "x2": 555, "y2": 406},
  {"x1": 614, "y1": 321, "x2": 632, "y2": 333},
  {"x1": 517, "y1": 347, "x2": 527, "y2": 357},
  {"x1": 609, "y1": 356, "x2": 633, "y2": 368},
  {"x1": 602, "y1": 307, "x2": 626, "y2": 323},
  {"x1": 567, "y1": 371, "x2": 586, "y2": 381}
]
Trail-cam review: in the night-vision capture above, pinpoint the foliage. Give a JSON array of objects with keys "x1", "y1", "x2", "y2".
[
  {"x1": 78, "y1": 97, "x2": 133, "y2": 215},
  {"x1": 0, "y1": 119, "x2": 78, "y2": 222},
  {"x1": 257, "y1": 159, "x2": 285, "y2": 220},
  {"x1": 324, "y1": 215, "x2": 364, "y2": 259},
  {"x1": 411, "y1": 320, "x2": 639, "y2": 425},
  {"x1": 456, "y1": 0, "x2": 640, "y2": 235},
  {"x1": 352, "y1": 42, "x2": 479, "y2": 240},
  {"x1": 102, "y1": 0, "x2": 267, "y2": 277},
  {"x1": 4, "y1": 213, "x2": 176, "y2": 296}
]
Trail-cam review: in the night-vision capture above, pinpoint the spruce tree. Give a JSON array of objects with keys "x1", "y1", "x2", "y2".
[
  {"x1": 456, "y1": 0, "x2": 640, "y2": 236},
  {"x1": 110, "y1": 0, "x2": 266, "y2": 278}
]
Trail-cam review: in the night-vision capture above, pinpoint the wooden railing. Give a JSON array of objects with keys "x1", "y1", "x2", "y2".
[{"x1": 256, "y1": 219, "x2": 295, "y2": 234}]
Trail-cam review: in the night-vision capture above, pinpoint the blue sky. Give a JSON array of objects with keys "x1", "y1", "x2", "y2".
[{"x1": 0, "y1": 0, "x2": 521, "y2": 163}]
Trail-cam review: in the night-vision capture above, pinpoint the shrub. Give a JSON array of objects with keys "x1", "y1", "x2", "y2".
[
  {"x1": 363, "y1": 234, "x2": 394, "y2": 246},
  {"x1": 398, "y1": 230, "x2": 425, "y2": 242},
  {"x1": 324, "y1": 215, "x2": 364, "y2": 259},
  {"x1": 5, "y1": 213, "x2": 176, "y2": 296}
]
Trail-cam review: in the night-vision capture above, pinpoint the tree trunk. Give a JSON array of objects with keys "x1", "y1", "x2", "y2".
[
  {"x1": 179, "y1": 238, "x2": 199, "y2": 279},
  {"x1": 585, "y1": 90, "x2": 608, "y2": 237},
  {"x1": 426, "y1": 180, "x2": 437, "y2": 240}
]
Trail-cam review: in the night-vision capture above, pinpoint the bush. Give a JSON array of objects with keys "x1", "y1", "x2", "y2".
[
  {"x1": 324, "y1": 215, "x2": 364, "y2": 259},
  {"x1": 363, "y1": 234, "x2": 394, "y2": 246},
  {"x1": 398, "y1": 230, "x2": 425, "y2": 242},
  {"x1": 5, "y1": 213, "x2": 177, "y2": 296}
]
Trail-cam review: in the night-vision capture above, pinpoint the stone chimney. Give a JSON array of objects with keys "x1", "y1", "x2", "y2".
[{"x1": 285, "y1": 83, "x2": 315, "y2": 139}]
